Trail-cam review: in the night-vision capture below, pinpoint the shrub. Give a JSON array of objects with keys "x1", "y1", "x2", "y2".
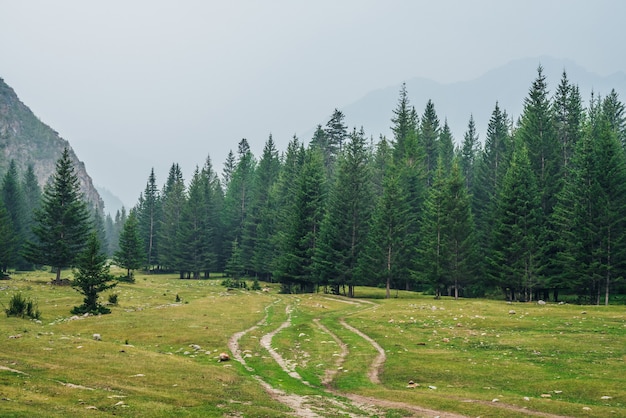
[
  {"x1": 251, "y1": 278, "x2": 261, "y2": 291},
  {"x1": 116, "y1": 274, "x2": 135, "y2": 283},
  {"x1": 108, "y1": 293, "x2": 119, "y2": 305},
  {"x1": 5, "y1": 293, "x2": 41, "y2": 319}
]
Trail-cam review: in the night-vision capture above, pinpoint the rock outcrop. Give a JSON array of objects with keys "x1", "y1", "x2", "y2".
[{"x1": 0, "y1": 77, "x2": 103, "y2": 211}]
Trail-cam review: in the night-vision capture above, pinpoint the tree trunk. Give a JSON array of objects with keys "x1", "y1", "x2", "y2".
[{"x1": 386, "y1": 276, "x2": 390, "y2": 299}]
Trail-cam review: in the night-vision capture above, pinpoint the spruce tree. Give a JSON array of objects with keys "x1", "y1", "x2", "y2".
[
  {"x1": 109, "y1": 208, "x2": 126, "y2": 257},
  {"x1": 21, "y1": 164, "x2": 41, "y2": 251},
  {"x1": 602, "y1": 89, "x2": 626, "y2": 148},
  {"x1": 177, "y1": 167, "x2": 208, "y2": 278},
  {"x1": 249, "y1": 135, "x2": 281, "y2": 279},
  {"x1": 517, "y1": 65, "x2": 558, "y2": 216},
  {"x1": 489, "y1": 142, "x2": 541, "y2": 301},
  {"x1": 225, "y1": 238, "x2": 245, "y2": 285},
  {"x1": 222, "y1": 150, "x2": 236, "y2": 187},
  {"x1": 314, "y1": 128, "x2": 374, "y2": 297},
  {"x1": 137, "y1": 168, "x2": 160, "y2": 271},
  {"x1": 200, "y1": 155, "x2": 222, "y2": 277},
  {"x1": 459, "y1": 114, "x2": 480, "y2": 191},
  {"x1": 552, "y1": 103, "x2": 626, "y2": 305},
  {"x1": 1, "y1": 160, "x2": 25, "y2": 269},
  {"x1": 222, "y1": 139, "x2": 256, "y2": 271},
  {"x1": 24, "y1": 148, "x2": 91, "y2": 282},
  {"x1": 592, "y1": 103, "x2": 626, "y2": 304},
  {"x1": 104, "y1": 213, "x2": 116, "y2": 256},
  {"x1": 419, "y1": 157, "x2": 448, "y2": 298},
  {"x1": 324, "y1": 108, "x2": 348, "y2": 156},
  {"x1": 274, "y1": 147, "x2": 326, "y2": 293},
  {"x1": 71, "y1": 232, "x2": 116, "y2": 315},
  {"x1": 391, "y1": 83, "x2": 419, "y2": 162},
  {"x1": 441, "y1": 159, "x2": 477, "y2": 298},
  {"x1": 439, "y1": 119, "x2": 455, "y2": 170},
  {"x1": 158, "y1": 163, "x2": 186, "y2": 274},
  {"x1": 552, "y1": 124, "x2": 597, "y2": 302},
  {"x1": 0, "y1": 202, "x2": 18, "y2": 274},
  {"x1": 371, "y1": 137, "x2": 393, "y2": 197},
  {"x1": 472, "y1": 103, "x2": 512, "y2": 285},
  {"x1": 358, "y1": 172, "x2": 409, "y2": 298},
  {"x1": 114, "y1": 210, "x2": 144, "y2": 279},
  {"x1": 552, "y1": 71, "x2": 583, "y2": 172},
  {"x1": 271, "y1": 136, "x2": 306, "y2": 275},
  {"x1": 420, "y1": 99, "x2": 441, "y2": 186},
  {"x1": 92, "y1": 209, "x2": 108, "y2": 257},
  {"x1": 392, "y1": 106, "x2": 427, "y2": 290}
]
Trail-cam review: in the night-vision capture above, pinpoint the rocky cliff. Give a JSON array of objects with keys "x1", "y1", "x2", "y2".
[{"x1": 0, "y1": 77, "x2": 103, "y2": 211}]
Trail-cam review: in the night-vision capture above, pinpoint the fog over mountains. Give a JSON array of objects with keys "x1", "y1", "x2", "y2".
[{"x1": 340, "y1": 56, "x2": 626, "y2": 145}]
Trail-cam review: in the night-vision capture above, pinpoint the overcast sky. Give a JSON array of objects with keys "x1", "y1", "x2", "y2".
[{"x1": 1, "y1": 0, "x2": 625, "y2": 208}]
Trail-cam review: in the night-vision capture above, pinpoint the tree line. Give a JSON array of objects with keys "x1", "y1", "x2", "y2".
[{"x1": 2, "y1": 66, "x2": 626, "y2": 304}]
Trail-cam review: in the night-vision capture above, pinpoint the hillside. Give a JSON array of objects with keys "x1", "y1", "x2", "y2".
[
  {"x1": 0, "y1": 77, "x2": 103, "y2": 211},
  {"x1": 342, "y1": 56, "x2": 626, "y2": 143}
]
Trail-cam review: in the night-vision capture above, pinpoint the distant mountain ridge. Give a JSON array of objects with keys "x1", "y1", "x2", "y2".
[
  {"x1": 96, "y1": 185, "x2": 125, "y2": 216},
  {"x1": 0, "y1": 77, "x2": 103, "y2": 211},
  {"x1": 341, "y1": 56, "x2": 626, "y2": 144}
]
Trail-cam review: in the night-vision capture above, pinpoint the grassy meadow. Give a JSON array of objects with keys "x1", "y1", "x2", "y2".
[{"x1": 0, "y1": 269, "x2": 624, "y2": 417}]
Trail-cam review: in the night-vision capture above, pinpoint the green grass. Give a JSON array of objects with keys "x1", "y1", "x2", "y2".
[{"x1": 1, "y1": 272, "x2": 625, "y2": 417}]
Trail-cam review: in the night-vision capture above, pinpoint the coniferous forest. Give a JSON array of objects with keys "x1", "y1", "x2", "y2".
[{"x1": 2, "y1": 67, "x2": 626, "y2": 305}]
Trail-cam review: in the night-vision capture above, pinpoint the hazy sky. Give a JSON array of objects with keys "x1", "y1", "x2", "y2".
[{"x1": 1, "y1": 0, "x2": 625, "y2": 208}]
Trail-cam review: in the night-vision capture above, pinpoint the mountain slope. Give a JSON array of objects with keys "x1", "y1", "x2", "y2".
[
  {"x1": 342, "y1": 56, "x2": 626, "y2": 144},
  {"x1": 0, "y1": 77, "x2": 103, "y2": 211}
]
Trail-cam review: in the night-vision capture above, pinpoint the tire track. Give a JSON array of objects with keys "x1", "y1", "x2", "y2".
[
  {"x1": 312, "y1": 318, "x2": 348, "y2": 386},
  {"x1": 339, "y1": 318, "x2": 386, "y2": 384}
]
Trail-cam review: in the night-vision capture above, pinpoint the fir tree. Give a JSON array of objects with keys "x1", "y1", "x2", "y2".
[{"x1": 23, "y1": 148, "x2": 91, "y2": 282}]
